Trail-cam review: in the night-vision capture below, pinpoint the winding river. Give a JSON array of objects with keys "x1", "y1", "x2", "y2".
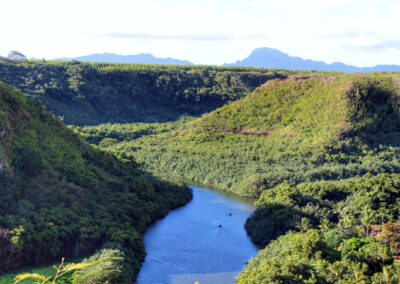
[{"x1": 135, "y1": 185, "x2": 259, "y2": 284}]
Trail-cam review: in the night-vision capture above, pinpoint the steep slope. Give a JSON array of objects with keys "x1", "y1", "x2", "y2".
[
  {"x1": 226, "y1": 47, "x2": 400, "y2": 72},
  {"x1": 187, "y1": 74, "x2": 352, "y2": 142},
  {"x1": 80, "y1": 73, "x2": 400, "y2": 197},
  {"x1": 0, "y1": 59, "x2": 291, "y2": 125},
  {"x1": 187, "y1": 73, "x2": 399, "y2": 146},
  {"x1": 58, "y1": 52, "x2": 193, "y2": 65},
  {"x1": 0, "y1": 82, "x2": 192, "y2": 281}
]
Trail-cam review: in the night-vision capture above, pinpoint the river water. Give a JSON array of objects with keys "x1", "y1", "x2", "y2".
[{"x1": 135, "y1": 185, "x2": 259, "y2": 284}]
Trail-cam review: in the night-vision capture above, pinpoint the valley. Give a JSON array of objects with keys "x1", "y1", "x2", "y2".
[{"x1": 1, "y1": 60, "x2": 400, "y2": 283}]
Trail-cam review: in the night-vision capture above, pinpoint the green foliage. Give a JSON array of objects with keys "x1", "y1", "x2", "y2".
[
  {"x1": 247, "y1": 173, "x2": 400, "y2": 245},
  {"x1": 80, "y1": 73, "x2": 400, "y2": 198},
  {"x1": 322, "y1": 230, "x2": 349, "y2": 249},
  {"x1": 0, "y1": 60, "x2": 292, "y2": 125},
  {"x1": 14, "y1": 257, "x2": 88, "y2": 284},
  {"x1": 236, "y1": 228, "x2": 399, "y2": 283},
  {"x1": 239, "y1": 172, "x2": 400, "y2": 283},
  {"x1": 0, "y1": 82, "x2": 192, "y2": 281},
  {"x1": 237, "y1": 230, "x2": 340, "y2": 283},
  {"x1": 71, "y1": 246, "x2": 128, "y2": 284},
  {"x1": 0, "y1": 259, "x2": 81, "y2": 284},
  {"x1": 244, "y1": 202, "x2": 300, "y2": 246}
]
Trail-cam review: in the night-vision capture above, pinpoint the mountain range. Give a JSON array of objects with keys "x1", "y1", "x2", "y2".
[
  {"x1": 59, "y1": 52, "x2": 193, "y2": 65},
  {"x1": 224, "y1": 47, "x2": 400, "y2": 72},
  {"x1": 59, "y1": 48, "x2": 400, "y2": 72}
]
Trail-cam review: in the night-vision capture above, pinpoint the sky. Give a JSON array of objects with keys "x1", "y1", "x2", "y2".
[{"x1": 1, "y1": 0, "x2": 400, "y2": 66}]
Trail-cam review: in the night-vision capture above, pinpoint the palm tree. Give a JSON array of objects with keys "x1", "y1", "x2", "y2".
[
  {"x1": 381, "y1": 265, "x2": 399, "y2": 284},
  {"x1": 351, "y1": 269, "x2": 367, "y2": 284},
  {"x1": 296, "y1": 217, "x2": 311, "y2": 233},
  {"x1": 360, "y1": 209, "x2": 374, "y2": 237},
  {"x1": 319, "y1": 218, "x2": 331, "y2": 232},
  {"x1": 331, "y1": 261, "x2": 345, "y2": 281}
]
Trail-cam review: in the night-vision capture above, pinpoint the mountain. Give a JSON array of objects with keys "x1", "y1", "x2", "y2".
[
  {"x1": 59, "y1": 52, "x2": 193, "y2": 65},
  {"x1": 0, "y1": 81, "x2": 191, "y2": 281},
  {"x1": 225, "y1": 47, "x2": 400, "y2": 72}
]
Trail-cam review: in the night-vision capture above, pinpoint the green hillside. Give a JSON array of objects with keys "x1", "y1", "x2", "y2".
[
  {"x1": 81, "y1": 73, "x2": 400, "y2": 197},
  {"x1": 0, "y1": 58, "x2": 292, "y2": 125},
  {"x1": 186, "y1": 73, "x2": 399, "y2": 149},
  {"x1": 0, "y1": 82, "x2": 191, "y2": 282}
]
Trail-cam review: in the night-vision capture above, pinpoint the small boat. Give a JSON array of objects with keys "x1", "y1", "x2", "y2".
[
  {"x1": 229, "y1": 213, "x2": 232, "y2": 216},
  {"x1": 218, "y1": 224, "x2": 223, "y2": 228}
]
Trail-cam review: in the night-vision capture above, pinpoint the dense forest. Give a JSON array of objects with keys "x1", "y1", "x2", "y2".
[
  {"x1": 2, "y1": 59, "x2": 400, "y2": 283},
  {"x1": 238, "y1": 173, "x2": 400, "y2": 283},
  {"x1": 0, "y1": 58, "x2": 292, "y2": 125},
  {"x1": 0, "y1": 82, "x2": 191, "y2": 283},
  {"x1": 80, "y1": 74, "x2": 400, "y2": 197}
]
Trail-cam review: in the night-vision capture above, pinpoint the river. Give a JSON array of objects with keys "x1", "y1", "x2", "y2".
[{"x1": 135, "y1": 185, "x2": 259, "y2": 284}]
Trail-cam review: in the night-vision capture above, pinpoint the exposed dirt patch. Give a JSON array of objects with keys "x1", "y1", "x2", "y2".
[
  {"x1": 294, "y1": 76, "x2": 310, "y2": 82},
  {"x1": 276, "y1": 128, "x2": 299, "y2": 137},
  {"x1": 277, "y1": 77, "x2": 290, "y2": 82},
  {"x1": 262, "y1": 77, "x2": 289, "y2": 88},
  {"x1": 222, "y1": 126, "x2": 270, "y2": 137},
  {"x1": 394, "y1": 77, "x2": 400, "y2": 90},
  {"x1": 262, "y1": 75, "x2": 311, "y2": 89}
]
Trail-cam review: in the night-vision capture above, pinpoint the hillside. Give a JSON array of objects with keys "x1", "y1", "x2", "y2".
[
  {"x1": 0, "y1": 59, "x2": 291, "y2": 125},
  {"x1": 226, "y1": 47, "x2": 400, "y2": 72},
  {"x1": 79, "y1": 73, "x2": 400, "y2": 197},
  {"x1": 0, "y1": 82, "x2": 192, "y2": 282},
  {"x1": 187, "y1": 73, "x2": 399, "y2": 146}
]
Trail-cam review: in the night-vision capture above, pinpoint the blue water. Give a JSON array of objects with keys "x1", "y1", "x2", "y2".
[{"x1": 135, "y1": 185, "x2": 258, "y2": 284}]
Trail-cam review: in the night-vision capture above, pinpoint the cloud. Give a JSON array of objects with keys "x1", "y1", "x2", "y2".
[
  {"x1": 242, "y1": 34, "x2": 270, "y2": 40},
  {"x1": 92, "y1": 32, "x2": 234, "y2": 41},
  {"x1": 342, "y1": 39, "x2": 400, "y2": 52},
  {"x1": 309, "y1": 31, "x2": 379, "y2": 40}
]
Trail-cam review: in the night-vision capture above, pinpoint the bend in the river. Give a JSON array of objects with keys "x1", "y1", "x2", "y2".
[{"x1": 136, "y1": 185, "x2": 258, "y2": 284}]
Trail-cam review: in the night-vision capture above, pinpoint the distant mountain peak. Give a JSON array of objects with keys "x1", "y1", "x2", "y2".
[
  {"x1": 225, "y1": 47, "x2": 400, "y2": 73},
  {"x1": 250, "y1": 47, "x2": 285, "y2": 55}
]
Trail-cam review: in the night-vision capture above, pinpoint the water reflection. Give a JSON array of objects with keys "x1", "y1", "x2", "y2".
[{"x1": 135, "y1": 185, "x2": 258, "y2": 284}]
